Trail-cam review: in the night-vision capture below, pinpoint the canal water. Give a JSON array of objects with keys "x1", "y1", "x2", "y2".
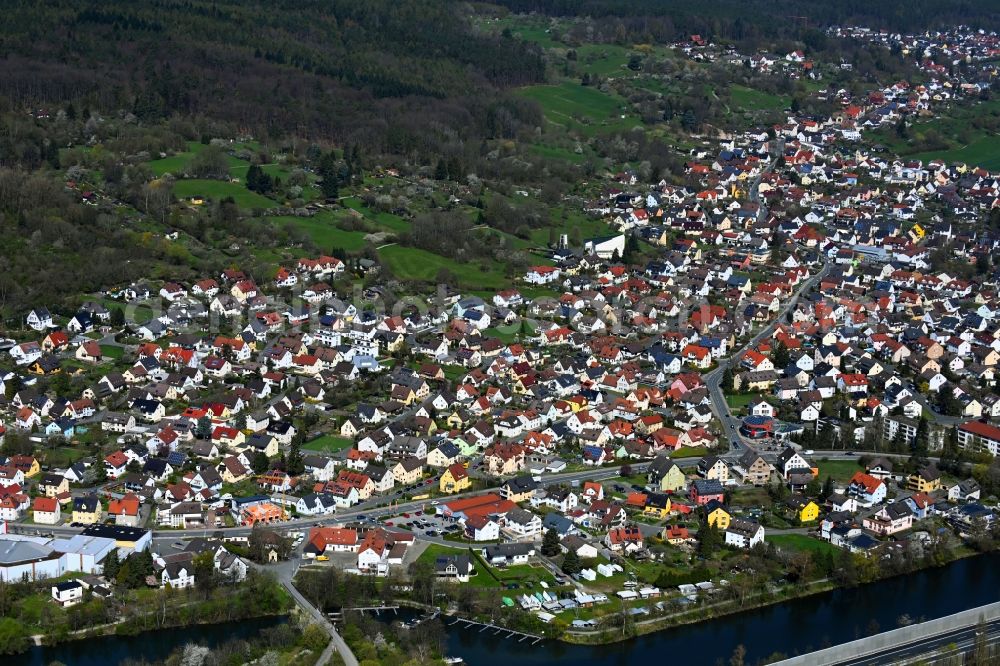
[
  {"x1": 13, "y1": 615, "x2": 289, "y2": 666},
  {"x1": 14, "y1": 552, "x2": 1000, "y2": 666}
]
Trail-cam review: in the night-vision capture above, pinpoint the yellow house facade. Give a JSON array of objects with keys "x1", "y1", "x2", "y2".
[
  {"x1": 706, "y1": 505, "x2": 731, "y2": 530},
  {"x1": 39, "y1": 475, "x2": 70, "y2": 498},
  {"x1": 13, "y1": 456, "x2": 41, "y2": 478},
  {"x1": 906, "y1": 469, "x2": 942, "y2": 493},
  {"x1": 657, "y1": 465, "x2": 687, "y2": 493},
  {"x1": 643, "y1": 495, "x2": 672, "y2": 520},
  {"x1": 440, "y1": 464, "x2": 471, "y2": 494},
  {"x1": 392, "y1": 459, "x2": 424, "y2": 485},
  {"x1": 71, "y1": 497, "x2": 103, "y2": 525},
  {"x1": 797, "y1": 500, "x2": 820, "y2": 523}
]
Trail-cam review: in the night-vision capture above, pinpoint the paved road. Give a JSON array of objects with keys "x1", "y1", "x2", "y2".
[
  {"x1": 270, "y1": 552, "x2": 359, "y2": 666},
  {"x1": 703, "y1": 254, "x2": 832, "y2": 451},
  {"x1": 11, "y1": 446, "x2": 890, "y2": 542},
  {"x1": 899, "y1": 382, "x2": 968, "y2": 427},
  {"x1": 834, "y1": 618, "x2": 1000, "y2": 666},
  {"x1": 699, "y1": 155, "x2": 830, "y2": 451},
  {"x1": 8, "y1": 462, "x2": 657, "y2": 539}
]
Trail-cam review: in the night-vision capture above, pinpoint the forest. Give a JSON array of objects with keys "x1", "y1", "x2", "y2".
[
  {"x1": 487, "y1": 0, "x2": 1000, "y2": 34},
  {"x1": 0, "y1": 0, "x2": 545, "y2": 158}
]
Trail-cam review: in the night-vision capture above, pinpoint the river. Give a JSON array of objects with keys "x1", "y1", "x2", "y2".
[
  {"x1": 14, "y1": 553, "x2": 1000, "y2": 666},
  {"x1": 441, "y1": 552, "x2": 1000, "y2": 666},
  {"x1": 13, "y1": 615, "x2": 289, "y2": 666}
]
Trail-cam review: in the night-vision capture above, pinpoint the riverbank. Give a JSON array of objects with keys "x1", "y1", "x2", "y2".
[
  {"x1": 561, "y1": 548, "x2": 987, "y2": 645},
  {"x1": 13, "y1": 615, "x2": 293, "y2": 666},
  {"x1": 430, "y1": 551, "x2": 1000, "y2": 666},
  {"x1": 4, "y1": 570, "x2": 294, "y2": 657},
  {"x1": 562, "y1": 577, "x2": 838, "y2": 645}
]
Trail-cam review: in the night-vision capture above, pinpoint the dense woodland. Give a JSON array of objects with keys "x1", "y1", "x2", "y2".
[
  {"x1": 0, "y1": 0, "x2": 545, "y2": 159},
  {"x1": 488, "y1": 0, "x2": 1000, "y2": 34}
]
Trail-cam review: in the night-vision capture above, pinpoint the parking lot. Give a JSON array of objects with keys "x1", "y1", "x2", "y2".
[{"x1": 382, "y1": 509, "x2": 463, "y2": 539}]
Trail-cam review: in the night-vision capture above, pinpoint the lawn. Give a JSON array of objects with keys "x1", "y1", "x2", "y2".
[
  {"x1": 303, "y1": 434, "x2": 354, "y2": 453},
  {"x1": 100, "y1": 345, "x2": 125, "y2": 359},
  {"x1": 767, "y1": 534, "x2": 839, "y2": 557},
  {"x1": 416, "y1": 545, "x2": 502, "y2": 589},
  {"x1": 441, "y1": 364, "x2": 468, "y2": 382},
  {"x1": 671, "y1": 446, "x2": 708, "y2": 459},
  {"x1": 173, "y1": 179, "x2": 276, "y2": 209},
  {"x1": 41, "y1": 446, "x2": 89, "y2": 468},
  {"x1": 729, "y1": 85, "x2": 790, "y2": 112},
  {"x1": 729, "y1": 487, "x2": 772, "y2": 509},
  {"x1": 484, "y1": 321, "x2": 536, "y2": 343},
  {"x1": 815, "y1": 459, "x2": 863, "y2": 484},
  {"x1": 99, "y1": 297, "x2": 154, "y2": 325},
  {"x1": 378, "y1": 245, "x2": 509, "y2": 289},
  {"x1": 417, "y1": 542, "x2": 470, "y2": 566},
  {"x1": 726, "y1": 393, "x2": 764, "y2": 410}
]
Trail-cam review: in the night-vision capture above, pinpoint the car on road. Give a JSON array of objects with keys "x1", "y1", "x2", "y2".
[
  {"x1": 316, "y1": 555, "x2": 329, "y2": 562},
  {"x1": 385, "y1": 521, "x2": 394, "y2": 526}
]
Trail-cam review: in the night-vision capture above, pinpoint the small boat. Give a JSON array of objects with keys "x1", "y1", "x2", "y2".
[{"x1": 442, "y1": 658, "x2": 464, "y2": 665}]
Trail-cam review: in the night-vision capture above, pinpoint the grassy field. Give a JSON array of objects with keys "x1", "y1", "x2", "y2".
[
  {"x1": 303, "y1": 434, "x2": 354, "y2": 453},
  {"x1": 267, "y1": 214, "x2": 369, "y2": 252},
  {"x1": 487, "y1": 17, "x2": 562, "y2": 49},
  {"x1": 869, "y1": 98, "x2": 1000, "y2": 168},
  {"x1": 341, "y1": 197, "x2": 410, "y2": 233},
  {"x1": 815, "y1": 459, "x2": 863, "y2": 483},
  {"x1": 527, "y1": 207, "x2": 611, "y2": 247},
  {"x1": 909, "y1": 134, "x2": 1000, "y2": 171},
  {"x1": 767, "y1": 534, "x2": 839, "y2": 556},
  {"x1": 378, "y1": 245, "x2": 509, "y2": 288},
  {"x1": 99, "y1": 297, "x2": 154, "y2": 325},
  {"x1": 530, "y1": 143, "x2": 588, "y2": 163},
  {"x1": 173, "y1": 179, "x2": 276, "y2": 209},
  {"x1": 519, "y1": 82, "x2": 639, "y2": 135},
  {"x1": 729, "y1": 85, "x2": 789, "y2": 112}
]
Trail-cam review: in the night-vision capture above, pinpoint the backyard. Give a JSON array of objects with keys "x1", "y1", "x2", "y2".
[
  {"x1": 766, "y1": 533, "x2": 840, "y2": 557},
  {"x1": 303, "y1": 434, "x2": 354, "y2": 453}
]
